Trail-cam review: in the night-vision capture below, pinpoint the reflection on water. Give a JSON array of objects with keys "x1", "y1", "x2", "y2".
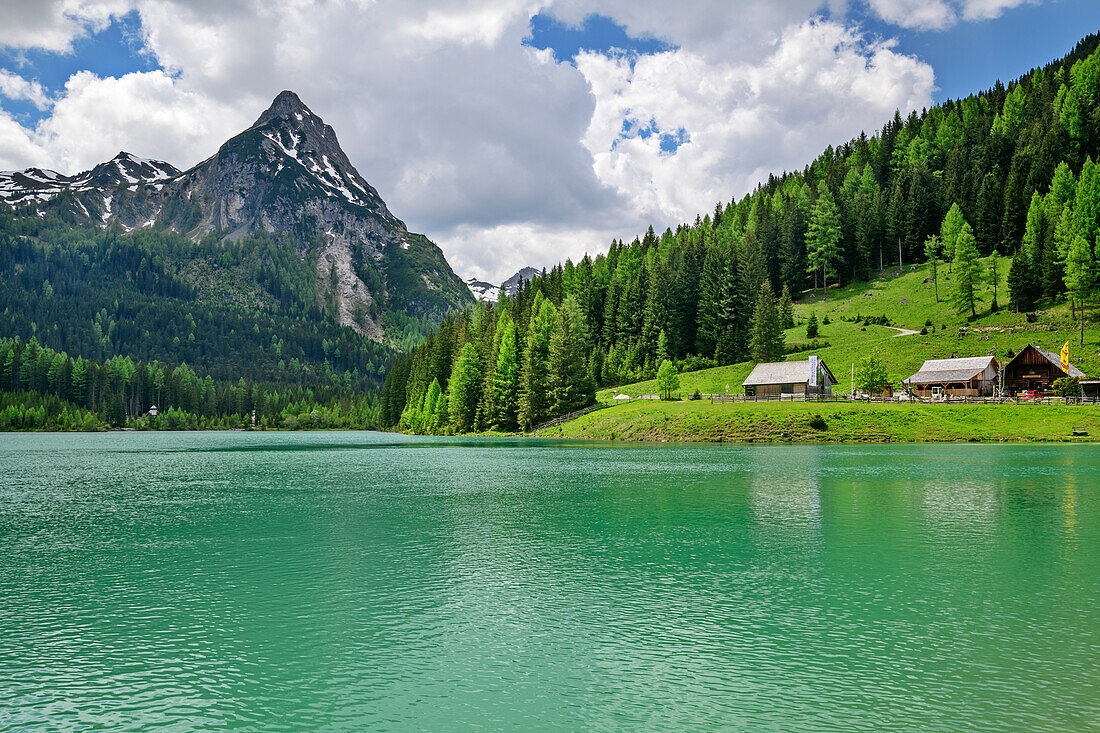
[{"x1": 1, "y1": 433, "x2": 1098, "y2": 732}]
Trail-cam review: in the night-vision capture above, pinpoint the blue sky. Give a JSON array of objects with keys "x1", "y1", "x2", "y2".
[{"x1": 1, "y1": 1, "x2": 1099, "y2": 281}]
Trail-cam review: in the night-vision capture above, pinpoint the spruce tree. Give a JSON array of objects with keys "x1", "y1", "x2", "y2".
[
  {"x1": 491, "y1": 314, "x2": 519, "y2": 430},
  {"x1": 806, "y1": 312, "x2": 819, "y2": 339},
  {"x1": 750, "y1": 281, "x2": 785, "y2": 362},
  {"x1": 548, "y1": 296, "x2": 595, "y2": 416},
  {"x1": 1008, "y1": 245, "x2": 1035, "y2": 312},
  {"x1": 447, "y1": 342, "x2": 482, "y2": 433},
  {"x1": 695, "y1": 246, "x2": 726, "y2": 357},
  {"x1": 778, "y1": 284, "x2": 795, "y2": 329},
  {"x1": 518, "y1": 296, "x2": 558, "y2": 429}
]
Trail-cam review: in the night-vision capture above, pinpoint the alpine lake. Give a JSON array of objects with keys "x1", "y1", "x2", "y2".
[{"x1": 1, "y1": 431, "x2": 1098, "y2": 731}]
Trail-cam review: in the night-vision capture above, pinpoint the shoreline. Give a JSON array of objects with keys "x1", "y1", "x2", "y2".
[{"x1": 7, "y1": 401, "x2": 1100, "y2": 446}]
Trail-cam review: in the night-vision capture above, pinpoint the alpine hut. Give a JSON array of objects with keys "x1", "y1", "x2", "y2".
[
  {"x1": 1001, "y1": 343, "x2": 1084, "y2": 395},
  {"x1": 743, "y1": 357, "x2": 836, "y2": 398},
  {"x1": 904, "y1": 355, "x2": 999, "y2": 398}
]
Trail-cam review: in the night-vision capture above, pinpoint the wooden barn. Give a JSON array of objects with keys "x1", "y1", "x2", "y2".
[
  {"x1": 743, "y1": 357, "x2": 836, "y2": 397},
  {"x1": 904, "y1": 355, "x2": 999, "y2": 398},
  {"x1": 1001, "y1": 344, "x2": 1084, "y2": 395}
]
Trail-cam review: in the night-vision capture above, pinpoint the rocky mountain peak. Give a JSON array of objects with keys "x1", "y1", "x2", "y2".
[{"x1": 253, "y1": 90, "x2": 313, "y2": 127}]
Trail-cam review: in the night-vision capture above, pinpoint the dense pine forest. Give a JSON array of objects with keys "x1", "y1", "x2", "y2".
[{"x1": 381, "y1": 33, "x2": 1100, "y2": 433}]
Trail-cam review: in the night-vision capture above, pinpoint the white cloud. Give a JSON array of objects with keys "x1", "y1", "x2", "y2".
[
  {"x1": 438, "y1": 221, "x2": 619, "y2": 283},
  {"x1": 0, "y1": 0, "x2": 1039, "y2": 281},
  {"x1": 960, "y1": 0, "x2": 1036, "y2": 22},
  {"x1": 0, "y1": 70, "x2": 52, "y2": 110},
  {"x1": 864, "y1": 0, "x2": 955, "y2": 30},
  {"x1": 0, "y1": 0, "x2": 134, "y2": 53},
  {"x1": 0, "y1": 70, "x2": 250, "y2": 174},
  {"x1": 576, "y1": 20, "x2": 934, "y2": 226}
]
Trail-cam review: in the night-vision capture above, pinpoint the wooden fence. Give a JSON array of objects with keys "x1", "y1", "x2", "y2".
[
  {"x1": 708, "y1": 393, "x2": 1100, "y2": 405},
  {"x1": 529, "y1": 403, "x2": 609, "y2": 434}
]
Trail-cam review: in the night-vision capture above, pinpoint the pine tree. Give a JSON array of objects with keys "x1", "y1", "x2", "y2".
[
  {"x1": 750, "y1": 281, "x2": 785, "y2": 362},
  {"x1": 951, "y1": 222, "x2": 984, "y2": 317},
  {"x1": 806, "y1": 312, "x2": 819, "y2": 339}
]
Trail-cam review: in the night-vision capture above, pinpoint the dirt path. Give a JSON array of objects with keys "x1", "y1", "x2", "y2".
[{"x1": 888, "y1": 326, "x2": 921, "y2": 337}]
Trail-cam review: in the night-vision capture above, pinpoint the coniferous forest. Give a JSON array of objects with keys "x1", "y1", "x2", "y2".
[
  {"x1": 0, "y1": 210, "x2": 394, "y2": 429},
  {"x1": 381, "y1": 34, "x2": 1100, "y2": 433}
]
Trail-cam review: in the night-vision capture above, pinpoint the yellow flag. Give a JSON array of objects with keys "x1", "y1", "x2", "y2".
[{"x1": 1061, "y1": 342, "x2": 1070, "y2": 373}]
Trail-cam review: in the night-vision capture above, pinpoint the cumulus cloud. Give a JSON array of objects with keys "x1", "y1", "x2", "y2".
[
  {"x1": 862, "y1": 0, "x2": 1039, "y2": 30},
  {"x1": 864, "y1": 0, "x2": 956, "y2": 30},
  {"x1": 0, "y1": 0, "x2": 133, "y2": 52},
  {"x1": 0, "y1": 0, "x2": 1038, "y2": 281},
  {"x1": 0, "y1": 70, "x2": 52, "y2": 110},
  {"x1": 576, "y1": 20, "x2": 934, "y2": 226},
  {"x1": 960, "y1": 0, "x2": 1037, "y2": 22},
  {"x1": 0, "y1": 70, "x2": 250, "y2": 174}
]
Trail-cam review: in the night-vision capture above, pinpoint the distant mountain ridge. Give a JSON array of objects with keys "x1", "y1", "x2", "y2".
[
  {"x1": 466, "y1": 266, "x2": 540, "y2": 301},
  {"x1": 0, "y1": 91, "x2": 471, "y2": 340}
]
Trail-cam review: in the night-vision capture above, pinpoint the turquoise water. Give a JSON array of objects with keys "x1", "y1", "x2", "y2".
[{"x1": 1, "y1": 431, "x2": 1098, "y2": 731}]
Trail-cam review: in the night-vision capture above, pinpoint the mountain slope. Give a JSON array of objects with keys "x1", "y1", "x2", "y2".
[{"x1": 0, "y1": 91, "x2": 472, "y2": 341}]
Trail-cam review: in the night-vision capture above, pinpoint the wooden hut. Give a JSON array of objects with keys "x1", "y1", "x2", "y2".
[
  {"x1": 904, "y1": 355, "x2": 999, "y2": 398},
  {"x1": 1001, "y1": 344, "x2": 1084, "y2": 395},
  {"x1": 743, "y1": 357, "x2": 836, "y2": 397}
]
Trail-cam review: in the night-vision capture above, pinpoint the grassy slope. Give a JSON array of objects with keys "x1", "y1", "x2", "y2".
[
  {"x1": 599, "y1": 255, "x2": 1099, "y2": 400},
  {"x1": 542, "y1": 400, "x2": 1100, "y2": 443}
]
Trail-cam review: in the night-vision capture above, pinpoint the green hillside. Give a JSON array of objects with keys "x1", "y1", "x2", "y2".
[{"x1": 600, "y1": 254, "x2": 1097, "y2": 399}]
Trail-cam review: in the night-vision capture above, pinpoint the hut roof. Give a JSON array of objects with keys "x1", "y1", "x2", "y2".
[
  {"x1": 743, "y1": 359, "x2": 835, "y2": 386},
  {"x1": 1032, "y1": 345, "x2": 1086, "y2": 378},
  {"x1": 906, "y1": 355, "x2": 997, "y2": 385}
]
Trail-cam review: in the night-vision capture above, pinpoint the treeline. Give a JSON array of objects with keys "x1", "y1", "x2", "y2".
[
  {"x1": 0, "y1": 337, "x2": 380, "y2": 431},
  {"x1": 380, "y1": 34, "x2": 1100, "y2": 431},
  {"x1": 380, "y1": 289, "x2": 599, "y2": 433},
  {"x1": 0, "y1": 209, "x2": 394, "y2": 390}
]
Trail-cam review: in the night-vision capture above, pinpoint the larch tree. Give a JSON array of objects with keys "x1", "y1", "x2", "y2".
[
  {"x1": 924, "y1": 234, "x2": 942, "y2": 302},
  {"x1": 805, "y1": 182, "x2": 842, "y2": 297},
  {"x1": 1064, "y1": 233, "x2": 1095, "y2": 347},
  {"x1": 951, "y1": 221, "x2": 984, "y2": 318},
  {"x1": 941, "y1": 202, "x2": 966, "y2": 273}
]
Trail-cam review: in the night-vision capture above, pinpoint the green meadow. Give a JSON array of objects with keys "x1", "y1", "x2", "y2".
[{"x1": 599, "y1": 255, "x2": 1098, "y2": 400}]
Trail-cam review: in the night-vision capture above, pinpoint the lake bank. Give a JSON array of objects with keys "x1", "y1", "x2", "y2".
[{"x1": 539, "y1": 400, "x2": 1100, "y2": 443}]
